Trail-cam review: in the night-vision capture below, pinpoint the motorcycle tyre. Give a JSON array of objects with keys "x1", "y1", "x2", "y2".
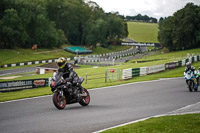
[
  {"x1": 53, "y1": 91, "x2": 66, "y2": 110},
  {"x1": 188, "y1": 81, "x2": 192, "y2": 92},
  {"x1": 194, "y1": 85, "x2": 198, "y2": 92},
  {"x1": 79, "y1": 89, "x2": 90, "y2": 106}
]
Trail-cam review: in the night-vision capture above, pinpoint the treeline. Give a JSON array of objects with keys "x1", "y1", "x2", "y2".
[
  {"x1": 158, "y1": 3, "x2": 200, "y2": 51},
  {"x1": 125, "y1": 14, "x2": 157, "y2": 23},
  {"x1": 0, "y1": 0, "x2": 128, "y2": 49}
]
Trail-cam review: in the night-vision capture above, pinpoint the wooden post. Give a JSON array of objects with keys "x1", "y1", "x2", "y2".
[
  {"x1": 85, "y1": 73, "x2": 87, "y2": 84},
  {"x1": 105, "y1": 70, "x2": 107, "y2": 83}
]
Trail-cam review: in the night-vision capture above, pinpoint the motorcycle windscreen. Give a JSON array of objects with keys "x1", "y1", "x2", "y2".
[
  {"x1": 78, "y1": 77, "x2": 84, "y2": 84},
  {"x1": 54, "y1": 72, "x2": 64, "y2": 86}
]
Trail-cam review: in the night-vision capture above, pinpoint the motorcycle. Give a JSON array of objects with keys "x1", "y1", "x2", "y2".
[
  {"x1": 184, "y1": 70, "x2": 198, "y2": 92},
  {"x1": 50, "y1": 72, "x2": 90, "y2": 110},
  {"x1": 198, "y1": 70, "x2": 200, "y2": 78},
  {"x1": 198, "y1": 69, "x2": 200, "y2": 86}
]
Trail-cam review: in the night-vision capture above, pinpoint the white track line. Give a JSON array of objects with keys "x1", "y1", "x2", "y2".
[{"x1": 0, "y1": 77, "x2": 182, "y2": 104}]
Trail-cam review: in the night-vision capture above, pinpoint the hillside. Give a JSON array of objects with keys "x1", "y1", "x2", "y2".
[
  {"x1": 0, "y1": 21, "x2": 159, "y2": 66},
  {"x1": 0, "y1": 45, "x2": 131, "y2": 66},
  {"x1": 127, "y1": 22, "x2": 159, "y2": 43}
]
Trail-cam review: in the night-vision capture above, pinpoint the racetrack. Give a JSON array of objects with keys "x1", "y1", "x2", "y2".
[
  {"x1": 0, "y1": 67, "x2": 36, "y2": 76},
  {"x1": 0, "y1": 78, "x2": 200, "y2": 133}
]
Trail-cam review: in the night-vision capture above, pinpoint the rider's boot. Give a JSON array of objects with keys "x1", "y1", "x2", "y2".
[{"x1": 78, "y1": 84, "x2": 87, "y2": 97}]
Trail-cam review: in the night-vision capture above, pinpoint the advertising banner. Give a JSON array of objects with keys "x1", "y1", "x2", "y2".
[
  {"x1": 0, "y1": 78, "x2": 48, "y2": 92},
  {"x1": 165, "y1": 62, "x2": 177, "y2": 69},
  {"x1": 147, "y1": 64, "x2": 165, "y2": 74}
]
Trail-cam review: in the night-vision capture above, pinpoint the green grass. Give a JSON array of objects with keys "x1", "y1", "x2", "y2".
[
  {"x1": 129, "y1": 48, "x2": 200, "y2": 65},
  {"x1": 127, "y1": 22, "x2": 159, "y2": 43},
  {"x1": 0, "y1": 48, "x2": 74, "y2": 65},
  {"x1": 92, "y1": 45, "x2": 131, "y2": 55},
  {"x1": 0, "y1": 45, "x2": 131, "y2": 66},
  {"x1": 103, "y1": 113, "x2": 200, "y2": 133}
]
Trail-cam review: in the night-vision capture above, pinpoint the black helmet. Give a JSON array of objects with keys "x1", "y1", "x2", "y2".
[
  {"x1": 186, "y1": 62, "x2": 191, "y2": 69},
  {"x1": 56, "y1": 57, "x2": 66, "y2": 68}
]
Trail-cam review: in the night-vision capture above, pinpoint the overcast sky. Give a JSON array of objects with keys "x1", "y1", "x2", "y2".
[{"x1": 91, "y1": 0, "x2": 200, "y2": 19}]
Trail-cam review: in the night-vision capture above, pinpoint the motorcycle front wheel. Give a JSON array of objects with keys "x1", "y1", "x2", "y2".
[
  {"x1": 79, "y1": 89, "x2": 90, "y2": 106},
  {"x1": 53, "y1": 91, "x2": 66, "y2": 110},
  {"x1": 188, "y1": 81, "x2": 192, "y2": 92}
]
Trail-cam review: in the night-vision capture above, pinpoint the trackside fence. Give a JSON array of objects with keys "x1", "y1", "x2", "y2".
[
  {"x1": 122, "y1": 54, "x2": 200, "y2": 80},
  {"x1": 85, "y1": 72, "x2": 106, "y2": 84},
  {"x1": 85, "y1": 68, "x2": 121, "y2": 84}
]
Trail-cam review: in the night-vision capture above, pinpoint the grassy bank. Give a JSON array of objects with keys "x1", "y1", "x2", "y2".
[
  {"x1": 102, "y1": 113, "x2": 200, "y2": 133},
  {"x1": 0, "y1": 45, "x2": 131, "y2": 66},
  {"x1": 127, "y1": 22, "x2": 159, "y2": 43}
]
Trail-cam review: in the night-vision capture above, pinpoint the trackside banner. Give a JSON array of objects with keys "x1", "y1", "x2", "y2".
[
  {"x1": 0, "y1": 78, "x2": 48, "y2": 92},
  {"x1": 121, "y1": 42, "x2": 155, "y2": 47},
  {"x1": 147, "y1": 64, "x2": 165, "y2": 74}
]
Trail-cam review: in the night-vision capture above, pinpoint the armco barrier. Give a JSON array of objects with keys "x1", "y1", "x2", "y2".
[
  {"x1": 0, "y1": 78, "x2": 49, "y2": 92},
  {"x1": 178, "y1": 61, "x2": 182, "y2": 67},
  {"x1": 165, "y1": 62, "x2": 178, "y2": 69},
  {"x1": 122, "y1": 55, "x2": 200, "y2": 80},
  {"x1": 122, "y1": 68, "x2": 132, "y2": 80},
  {"x1": 194, "y1": 56, "x2": 197, "y2": 62},
  {"x1": 182, "y1": 59, "x2": 186, "y2": 66},
  {"x1": 140, "y1": 67, "x2": 148, "y2": 76},
  {"x1": 132, "y1": 68, "x2": 140, "y2": 77},
  {"x1": 189, "y1": 57, "x2": 192, "y2": 64},
  {"x1": 147, "y1": 64, "x2": 165, "y2": 74}
]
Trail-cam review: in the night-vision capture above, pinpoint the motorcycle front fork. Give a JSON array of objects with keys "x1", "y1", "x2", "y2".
[{"x1": 186, "y1": 80, "x2": 197, "y2": 88}]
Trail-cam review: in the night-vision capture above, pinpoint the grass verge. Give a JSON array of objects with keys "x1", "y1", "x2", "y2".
[
  {"x1": 1, "y1": 61, "x2": 200, "y2": 102},
  {"x1": 102, "y1": 113, "x2": 200, "y2": 133}
]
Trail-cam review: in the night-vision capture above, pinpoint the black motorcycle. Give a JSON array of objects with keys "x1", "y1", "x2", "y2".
[{"x1": 50, "y1": 72, "x2": 90, "y2": 110}]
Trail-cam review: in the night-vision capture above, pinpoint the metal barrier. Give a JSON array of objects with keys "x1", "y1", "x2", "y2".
[
  {"x1": 132, "y1": 68, "x2": 140, "y2": 77},
  {"x1": 122, "y1": 54, "x2": 200, "y2": 80}
]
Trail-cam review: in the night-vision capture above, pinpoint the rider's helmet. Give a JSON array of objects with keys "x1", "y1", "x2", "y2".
[
  {"x1": 186, "y1": 62, "x2": 191, "y2": 69},
  {"x1": 198, "y1": 66, "x2": 200, "y2": 71},
  {"x1": 56, "y1": 57, "x2": 67, "y2": 68}
]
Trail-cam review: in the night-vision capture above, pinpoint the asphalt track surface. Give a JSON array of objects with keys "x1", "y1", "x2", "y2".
[
  {"x1": 0, "y1": 78, "x2": 200, "y2": 133},
  {"x1": 0, "y1": 67, "x2": 36, "y2": 76}
]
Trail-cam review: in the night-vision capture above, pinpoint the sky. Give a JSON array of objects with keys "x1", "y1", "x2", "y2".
[{"x1": 91, "y1": 0, "x2": 200, "y2": 19}]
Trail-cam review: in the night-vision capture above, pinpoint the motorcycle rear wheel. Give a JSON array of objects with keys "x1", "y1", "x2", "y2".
[
  {"x1": 53, "y1": 91, "x2": 66, "y2": 110},
  {"x1": 79, "y1": 89, "x2": 90, "y2": 106},
  {"x1": 194, "y1": 85, "x2": 198, "y2": 91}
]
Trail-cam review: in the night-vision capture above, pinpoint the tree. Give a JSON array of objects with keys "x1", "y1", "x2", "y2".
[
  {"x1": 0, "y1": 0, "x2": 128, "y2": 49},
  {"x1": 86, "y1": 19, "x2": 107, "y2": 48},
  {"x1": 0, "y1": 8, "x2": 27, "y2": 48},
  {"x1": 158, "y1": 3, "x2": 200, "y2": 51},
  {"x1": 106, "y1": 13, "x2": 127, "y2": 42}
]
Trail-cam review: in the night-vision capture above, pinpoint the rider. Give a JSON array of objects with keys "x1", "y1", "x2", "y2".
[
  {"x1": 197, "y1": 66, "x2": 200, "y2": 86},
  {"x1": 56, "y1": 57, "x2": 84, "y2": 95},
  {"x1": 184, "y1": 62, "x2": 198, "y2": 86}
]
